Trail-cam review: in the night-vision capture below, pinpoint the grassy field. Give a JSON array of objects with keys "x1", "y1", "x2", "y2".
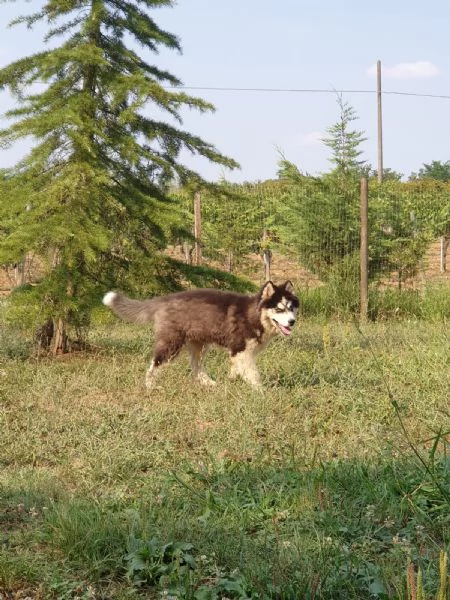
[{"x1": 0, "y1": 317, "x2": 449, "y2": 599}]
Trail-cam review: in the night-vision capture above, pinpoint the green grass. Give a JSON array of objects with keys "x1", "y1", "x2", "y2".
[{"x1": 0, "y1": 319, "x2": 449, "y2": 598}]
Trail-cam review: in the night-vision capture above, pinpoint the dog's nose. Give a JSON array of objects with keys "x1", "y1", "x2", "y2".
[{"x1": 288, "y1": 319, "x2": 296, "y2": 327}]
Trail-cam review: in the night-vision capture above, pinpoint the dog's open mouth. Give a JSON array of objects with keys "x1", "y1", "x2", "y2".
[{"x1": 272, "y1": 320, "x2": 293, "y2": 336}]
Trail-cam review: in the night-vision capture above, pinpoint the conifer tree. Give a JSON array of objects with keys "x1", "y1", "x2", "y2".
[
  {"x1": 277, "y1": 97, "x2": 368, "y2": 304},
  {"x1": 0, "y1": 0, "x2": 238, "y2": 352},
  {"x1": 322, "y1": 94, "x2": 368, "y2": 176}
]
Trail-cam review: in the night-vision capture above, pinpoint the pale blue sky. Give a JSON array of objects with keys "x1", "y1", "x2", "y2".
[{"x1": 1, "y1": 0, "x2": 449, "y2": 182}]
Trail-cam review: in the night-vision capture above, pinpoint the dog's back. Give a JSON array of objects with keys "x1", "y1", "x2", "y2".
[{"x1": 103, "y1": 288, "x2": 260, "y2": 348}]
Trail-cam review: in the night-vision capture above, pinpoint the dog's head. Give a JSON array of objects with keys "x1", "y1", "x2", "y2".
[{"x1": 258, "y1": 280, "x2": 299, "y2": 336}]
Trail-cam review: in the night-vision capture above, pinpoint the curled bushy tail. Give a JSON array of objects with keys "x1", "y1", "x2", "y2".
[{"x1": 102, "y1": 291, "x2": 157, "y2": 324}]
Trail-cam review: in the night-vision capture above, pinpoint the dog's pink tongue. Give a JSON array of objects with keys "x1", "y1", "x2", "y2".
[{"x1": 279, "y1": 324, "x2": 292, "y2": 336}]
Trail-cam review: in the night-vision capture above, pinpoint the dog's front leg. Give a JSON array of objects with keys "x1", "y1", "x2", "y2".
[{"x1": 229, "y1": 351, "x2": 263, "y2": 392}]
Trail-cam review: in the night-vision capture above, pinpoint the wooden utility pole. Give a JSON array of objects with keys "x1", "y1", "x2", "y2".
[
  {"x1": 193, "y1": 191, "x2": 202, "y2": 265},
  {"x1": 360, "y1": 178, "x2": 369, "y2": 323},
  {"x1": 377, "y1": 60, "x2": 384, "y2": 184}
]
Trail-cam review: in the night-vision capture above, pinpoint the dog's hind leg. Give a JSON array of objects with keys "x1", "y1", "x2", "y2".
[
  {"x1": 145, "y1": 335, "x2": 184, "y2": 390},
  {"x1": 145, "y1": 359, "x2": 161, "y2": 390},
  {"x1": 187, "y1": 342, "x2": 216, "y2": 386}
]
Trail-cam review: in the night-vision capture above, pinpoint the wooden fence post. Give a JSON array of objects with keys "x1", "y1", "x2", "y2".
[
  {"x1": 193, "y1": 191, "x2": 202, "y2": 266},
  {"x1": 360, "y1": 178, "x2": 369, "y2": 323},
  {"x1": 440, "y1": 236, "x2": 448, "y2": 272},
  {"x1": 262, "y1": 229, "x2": 272, "y2": 281}
]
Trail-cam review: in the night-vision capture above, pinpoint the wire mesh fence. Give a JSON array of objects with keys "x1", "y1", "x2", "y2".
[{"x1": 169, "y1": 177, "x2": 449, "y2": 317}]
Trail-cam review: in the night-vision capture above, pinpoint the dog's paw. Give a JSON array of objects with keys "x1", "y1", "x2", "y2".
[
  {"x1": 252, "y1": 384, "x2": 264, "y2": 394},
  {"x1": 196, "y1": 373, "x2": 217, "y2": 387},
  {"x1": 145, "y1": 382, "x2": 164, "y2": 392}
]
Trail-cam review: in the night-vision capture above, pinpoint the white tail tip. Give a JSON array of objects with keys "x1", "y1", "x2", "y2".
[{"x1": 103, "y1": 291, "x2": 117, "y2": 307}]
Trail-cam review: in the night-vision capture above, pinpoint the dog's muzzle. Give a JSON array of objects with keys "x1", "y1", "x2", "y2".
[{"x1": 272, "y1": 318, "x2": 295, "y2": 336}]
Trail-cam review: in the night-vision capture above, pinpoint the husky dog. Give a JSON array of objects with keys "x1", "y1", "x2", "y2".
[{"x1": 103, "y1": 281, "x2": 299, "y2": 391}]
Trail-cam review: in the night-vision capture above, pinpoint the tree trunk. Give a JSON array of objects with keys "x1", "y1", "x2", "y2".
[
  {"x1": 52, "y1": 318, "x2": 69, "y2": 355},
  {"x1": 35, "y1": 319, "x2": 54, "y2": 352}
]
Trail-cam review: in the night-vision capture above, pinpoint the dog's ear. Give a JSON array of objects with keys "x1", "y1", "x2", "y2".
[
  {"x1": 260, "y1": 280, "x2": 275, "y2": 301},
  {"x1": 283, "y1": 280, "x2": 295, "y2": 294}
]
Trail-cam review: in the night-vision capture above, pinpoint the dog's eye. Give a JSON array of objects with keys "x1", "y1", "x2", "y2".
[{"x1": 275, "y1": 308, "x2": 284, "y2": 313}]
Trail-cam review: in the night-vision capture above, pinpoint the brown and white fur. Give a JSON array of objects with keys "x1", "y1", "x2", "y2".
[{"x1": 102, "y1": 281, "x2": 299, "y2": 391}]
